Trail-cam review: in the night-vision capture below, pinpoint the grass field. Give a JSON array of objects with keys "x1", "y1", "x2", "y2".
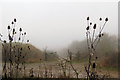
[{"x1": 2, "y1": 61, "x2": 118, "y2": 78}]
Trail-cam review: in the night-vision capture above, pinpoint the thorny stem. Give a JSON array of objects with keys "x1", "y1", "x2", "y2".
[{"x1": 93, "y1": 21, "x2": 107, "y2": 44}]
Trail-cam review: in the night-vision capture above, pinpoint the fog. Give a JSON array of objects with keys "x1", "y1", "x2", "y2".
[{"x1": 0, "y1": 0, "x2": 118, "y2": 51}]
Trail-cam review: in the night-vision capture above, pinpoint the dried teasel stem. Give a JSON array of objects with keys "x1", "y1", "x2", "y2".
[{"x1": 85, "y1": 17, "x2": 108, "y2": 79}]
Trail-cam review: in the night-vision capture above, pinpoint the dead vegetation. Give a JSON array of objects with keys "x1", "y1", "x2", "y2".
[{"x1": 0, "y1": 17, "x2": 118, "y2": 79}]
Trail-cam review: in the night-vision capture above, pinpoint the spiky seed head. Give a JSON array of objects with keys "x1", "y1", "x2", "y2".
[
  {"x1": 19, "y1": 37, "x2": 20, "y2": 40},
  {"x1": 12, "y1": 21, "x2": 14, "y2": 24},
  {"x1": 90, "y1": 22, "x2": 92, "y2": 25},
  {"x1": 14, "y1": 18, "x2": 16, "y2": 22},
  {"x1": 102, "y1": 33, "x2": 104, "y2": 36},
  {"x1": 96, "y1": 57, "x2": 98, "y2": 59},
  {"x1": 93, "y1": 24, "x2": 96, "y2": 29},
  {"x1": 99, "y1": 18, "x2": 102, "y2": 21},
  {"x1": 19, "y1": 28, "x2": 22, "y2": 32},
  {"x1": 99, "y1": 34, "x2": 101, "y2": 37},
  {"x1": 87, "y1": 17, "x2": 89, "y2": 20},
  {"x1": 4, "y1": 40, "x2": 6, "y2": 43},
  {"x1": 8, "y1": 26, "x2": 10, "y2": 29},
  {"x1": 24, "y1": 32, "x2": 26, "y2": 35},
  {"x1": 27, "y1": 40, "x2": 29, "y2": 42},
  {"x1": 21, "y1": 48, "x2": 22, "y2": 51},
  {"x1": 105, "y1": 17, "x2": 108, "y2": 22},
  {"x1": 86, "y1": 26, "x2": 89, "y2": 30}
]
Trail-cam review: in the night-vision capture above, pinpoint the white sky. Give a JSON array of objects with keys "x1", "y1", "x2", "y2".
[{"x1": 0, "y1": 0, "x2": 118, "y2": 51}]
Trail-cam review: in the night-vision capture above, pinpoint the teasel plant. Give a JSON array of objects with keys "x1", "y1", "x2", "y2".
[
  {"x1": 7, "y1": 18, "x2": 17, "y2": 78},
  {"x1": 1, "y1": 18, "x2": 30, "y2": 78},
  {"x1": 85, "y1": 17, "x2": 108, "y2": 79},
  {"x1": 15, "y1": 28, "x2": 30, "y2": 78}
]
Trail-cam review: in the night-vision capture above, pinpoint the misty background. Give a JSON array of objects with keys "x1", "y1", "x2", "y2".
[{"x1": 0, "y1": 0, "x2": 118, "y2": 54}]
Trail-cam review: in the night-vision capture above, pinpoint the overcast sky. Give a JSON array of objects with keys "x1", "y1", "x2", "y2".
[{"x1": 0, "y1": 0, "x2": 118, "y2": 51}]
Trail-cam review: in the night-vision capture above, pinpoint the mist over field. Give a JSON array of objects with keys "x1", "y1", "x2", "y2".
[
  {"x1": 1, "y1": 0, "x2": 118, "y2": 51},
  {"x1": 0, "y1": 0, "x2": 119, "y2": 79}
]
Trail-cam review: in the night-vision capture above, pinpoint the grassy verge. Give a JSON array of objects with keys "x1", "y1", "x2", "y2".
[{"x1": 97, "y1": 66, "x2": 118, "y2": 72}]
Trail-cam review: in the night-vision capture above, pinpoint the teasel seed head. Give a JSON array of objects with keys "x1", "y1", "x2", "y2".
[
  {"x1": 102, "y1": 33, "x2": 104, "y2": 36},
  {"x1": 19, "y1": 37, "x2": 21, "y2": 41},
  {"x1": 12, "y1": 21, "x2": 14, "y2": 24},
  {"x1": 90, "y1": 22, "x2": 92, "y2": 25},
  {"x1": 27, "y1": 40, "x2": 29, "y2": 42},
  {"x1": 4, "y1": 40, "x2": 6, "y2": 43},
  {"x1": 14, "y1": 18, "x2": 16, "y2": 22},
  {"x1": 105, "y1": 17, "x2": 108, "y2": 22},
  {"x1": 19, "y1": 28, "x2": 22, "y2": 32},
  {"x1": 99, "y1": 34, "x2": 101, "y2": 37},
  {"x1": 87, "y1": 17, "x2": 89, "y2": 20},
  {"x1": 24, "y1": 32, "x2": 26, "y2": 35},
  {"x1": 86, "y1": 26, "x2": 89, "y2": 30},
  {"x1": 99, "y1": 18, "x2": 102, "y2": 21},
  {"x1": 8, "y1": 25, "x2": 10, "y2": 30},
  {"x1": 93, "y1": 24, "x2": 96, "y2": 29}
]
